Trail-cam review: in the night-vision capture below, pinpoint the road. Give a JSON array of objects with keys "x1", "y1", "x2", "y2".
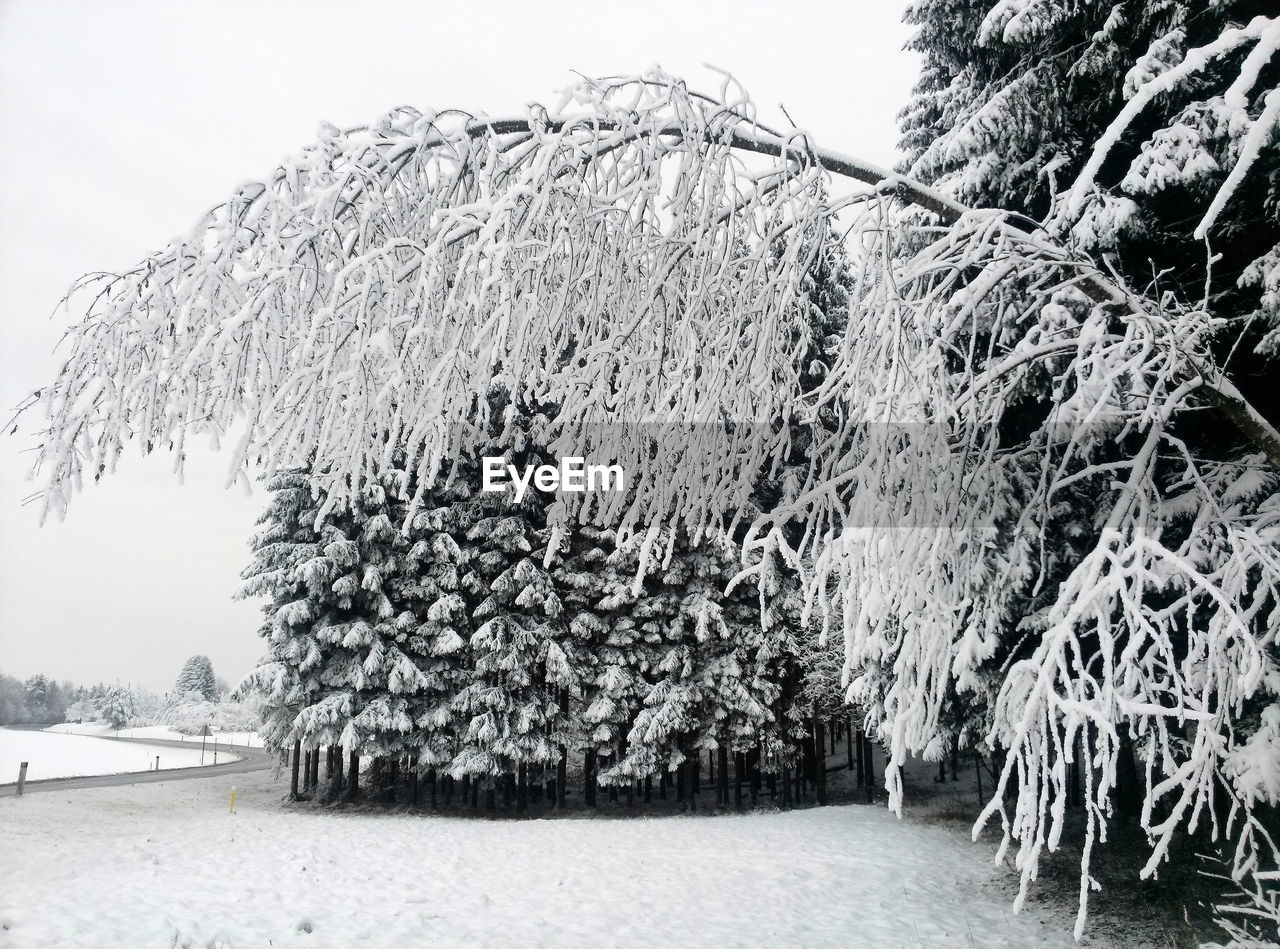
[{"x1": 0, "y1": 735, "x2": 274, "y2": 796}]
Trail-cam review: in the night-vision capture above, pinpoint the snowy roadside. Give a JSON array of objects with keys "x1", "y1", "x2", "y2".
[
  {"x1": 45, "y1": 723, "x2": 262, "y2": 747},
  {"x1": 0, "y1": 766, "x2": 1111, "y2": 949},
  {"x1": 0, "y1": 728, "x2": 230, "y2": 784}
]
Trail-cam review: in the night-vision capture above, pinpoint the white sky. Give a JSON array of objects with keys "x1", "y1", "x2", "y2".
[{"x1": 0, "y1": 0, "x2": 917, "y2": 692}]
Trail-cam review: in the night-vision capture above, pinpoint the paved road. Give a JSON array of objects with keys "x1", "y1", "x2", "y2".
[{"x1": 0, "y1": 735, "x2": 274, "y2": 796}]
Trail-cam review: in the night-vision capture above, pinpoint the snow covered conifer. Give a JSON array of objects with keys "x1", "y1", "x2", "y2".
[
  {"x1": 449, "y1": 394, "x2": 569, "y2": 789},
  {"x1": 173, "y1": 655, "x2": 218, "y2": 703},
  {"x1": 619, "y1": 528, "x2": 775, "y2": 793}
]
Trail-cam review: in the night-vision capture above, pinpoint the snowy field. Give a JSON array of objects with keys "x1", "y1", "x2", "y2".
[
  {"x1": 0, "y1": 767, "x2": 1106, "y2": 949},
  {"x1": 46, "y1": 723, "x2": 262, "y2": 747},
  {"x1": 0, "y1": 728, "x2": 218, "y2": 783}
]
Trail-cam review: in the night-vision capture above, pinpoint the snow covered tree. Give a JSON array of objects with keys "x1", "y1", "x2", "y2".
[
  {"x1": 237, "y1": 464, "x2": 453, "y2": 769},
  {"x1": 448, "y1": 395, "x2": 571, "y2": 794},
  {"x1": 900, "y1": 0, "x2": 1279, "y2": 364},
  {"x1": 23, "y1": 675, "x2": 51, "y2": 722},
  {"x1": 63, "y1": 697, "x2": 99, "y2": 724},
  {"x1": 163, "y1": 690, "x2": 219, "y2": 735},
  {"x1": 235, "y1": 470, "x2": 331, "y2": 756},
  {"x1": 549, "y1": 524, "x2": 651, "y2": 792},
  {"x1": 888, "y1": 4, "x2": 1280, "y2": 934},
  {"x1": 614, "y1": 528, "x2": 776, "y2": 794},
  {"x1": 173, "y1": 655, "x2": 218, "y2": 703},
  {"x1": 15, "y1": 64, "x2": 1280, "y2": 935},
  {"x1": 102, "y1": 683, "x2": 135, "y2": 730}
]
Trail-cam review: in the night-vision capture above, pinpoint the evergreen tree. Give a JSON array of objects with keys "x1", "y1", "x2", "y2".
[
  {"x1": 550, "y1": 524, "x2": 651, "y2": 790},
  {"x1": 448, "y1": 397, "x2": 571, "y2": 788},
  {"x1": 899, "y1": 0, "x2": 1278, "y2": 410},
  {"x1": 617, "y1": 529, "x2": 776, "y2": 790},
  {"x1": 173, "y1": 655, "x2": 218, "y2": 703},
  {"x1": 238, "y1": 464, "x2": 459, "y2": 769},
  {"x1": 23, "y1": 674, "x2": 50, "y2": 723}
]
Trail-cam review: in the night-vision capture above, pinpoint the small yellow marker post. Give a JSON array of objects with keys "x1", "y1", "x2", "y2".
[{"x1": 229, "y1": 786, "x2": 237, "y2": 814}]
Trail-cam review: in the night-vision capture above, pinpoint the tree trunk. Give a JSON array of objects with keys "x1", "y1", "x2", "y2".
[
  {"x1": 750, "y1": 747, "x2": 760, "y2": 808},
  {"x1": 855, "y1": 729, "x2": 865, "y2": 787},
  {"x1": 584, "y1": 749, "x2": 597, "y2": 807},
  {"x1": 717, "y1": 745, "x2": 730, "y2": 807},
  {"x1": 290, "y1": 739, "x2": 302, "y2": 800},
  {"x1": 846, "y1": 715, "x2": 855, "y2": 771},
  {"x1": 518, "y1": 763, "x2": 528, "y2": 812},
  {"x1": 332, "y1": 744, "x2": 344, "y2": 803},
  {"x1": 556, "y1": 751, "x2": 567, "y2": 809},
  {"x1": 1114, "y1": 735, "x2": 1141, "y2": 822},
  {"x1": 863, "y1": 734, "x2": 875, "y2": 804},
  {"x1": 815, "y1": 719, "x2": 828, "y2": 805},
  {"x1": 430, "y1": 769, "x2": 438, "y2": 809},
  {"x1": 347, "y1": 749, "x2": 360, "y2": 801},
  {"x1": 735, "y1": 752, "x2": 744, "y2": 809}
]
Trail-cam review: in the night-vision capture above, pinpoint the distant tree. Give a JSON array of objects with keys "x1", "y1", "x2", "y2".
[
  {"x1": 23, "y1": 674, "x2": 50, "y2": 722},
  {"x1": 0, "y1": 674, "x2": 26, "y2": 725},
  {"x1": 163, "y1": 690, "x2": 219, "y2": 735},
  {"x1": 64, "y1": 697, "x2": 100, "y2": 724},
  {"x1": 173, "y1": 655, "x2": 218, "y2": 703},
  {"x1": 102, "y1": 683, "x2": 136, "y2": 730}
]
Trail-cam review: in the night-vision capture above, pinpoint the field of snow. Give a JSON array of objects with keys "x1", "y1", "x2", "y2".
[
  {"x1": 0, "y1": 766, "x2": 1103, "y2": 948},
  {"x1": 47, "y1": 723, "x2": 262, "y2": 747},
  {"x1": 0, "y1": 728, "x2": 220, "y2": 783}
]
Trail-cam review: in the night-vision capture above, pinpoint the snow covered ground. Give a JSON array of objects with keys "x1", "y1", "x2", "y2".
[
  {"x1": 0, "y1": 766, "x2": 1104, "y2": 948},
  {"x1": 0, "y1": 728, "x2": 220, "y2": 783},
  {"x1": 46, "y1": 723, "x2": 262, "y2": 747}
]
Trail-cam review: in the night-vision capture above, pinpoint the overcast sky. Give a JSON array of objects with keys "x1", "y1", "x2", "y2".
[{"x1": 0, "y1": 0, "x2": 917, "y2": 692}]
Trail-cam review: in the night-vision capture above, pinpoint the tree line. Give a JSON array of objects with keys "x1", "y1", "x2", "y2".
[
  {"x1": 0, "y1": 655, "x2": 254, "y2": 733},
  {"x1": 237, "y1": 233, "x2": 870, "y2": 811}
]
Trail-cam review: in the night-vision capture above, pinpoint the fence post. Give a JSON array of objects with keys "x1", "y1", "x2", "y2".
[
  {"x1": 16, "y1": 762, "x2": 28, "y2": 796},
  {"x1": 155, "y1": 755, "x2": 160, "y2": 772}
]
